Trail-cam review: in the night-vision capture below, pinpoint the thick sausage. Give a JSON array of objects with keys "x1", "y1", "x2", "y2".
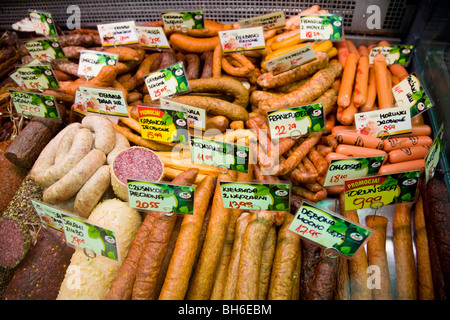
[
  {"x1": 377, "y1": 159, "x2": 425, "y2": 175},
  {"x1": 81, "y1": 115, "x2": 116, "y2": 155},
  {"x1": 353, "y1": 55, "x2": 370, "y2": 107},
  {"x1": 258, "y1": 225, "x2": 277, "y2": 300},
  {"x1": 333, "y1": 130, "x2": 384, "y2": 150},
  {"x1": 169, "y1": 33, "x2": 220, "y2": 53},
  {"x1": 106, "y1": 131, "x2": 130, "y2": 165},
  {"x1": 337, "y1": 52, "x2": 358, "y2": 108},
  {"x1": 388, "y1": 145, "x2": 430, "y2": 163},
  {"x1": 335, "y1": 144, "x2": 388, "y2": 159},
  {"x1": 200, "y1": 51, "x2": 214, "y2": 78},
  {"x1": 54, "y1": 125, "x2": 82, "y2": 164},
  {"x1": 383, "y1": 136, "x2": 433, "y2": 152}
]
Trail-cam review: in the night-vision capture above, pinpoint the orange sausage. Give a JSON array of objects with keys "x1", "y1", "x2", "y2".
[
  {"x1": 389, "y1": 64, "x2": 409, "y2": 81},
  {"x1": 337, "y1": 53, "x2": 359, "y2": 108},
  {"x1": 373, "y1": 53, "x2": 393, "y2": 109},
  {"x1": 353, "y1": 56, "x2": 370, "y2": 107},
  {"x1": 388, "y1": 145, "x2": 431, "y2": 163},
  {"x1": 339, "y1": 96, "x2": 359, "y2": 125},
  {"x1": 169, "y1": 33, "x2": 220, "y2": 53},
  {"x1": 383, "y1": 135, "x2": 433, "y2": 152},
  {"x1": 336, "y1": 40, "x2": 349, "y2": 68},
  {"x1": 357, "y1": 45, "x2": 369, "y2": 57},
  {"x1": 361, "y1": 66, "x2": 377, "y2": 112},
  {"x1": 325, "y1": 152, "x2": 350, "y2": 163},
  {"x1": 378, "y1": 40, "x2": 390, "y2": 46},
  {"x1": 335, "y1": 144, "x2": 388, "y2": 159},
  {"x1": 396, "y1": 125, "x2": 432, "y2": 138},
  {"x1": 331, "y1": 125, "x2": 356, "y2": 135},
  {"x1": 324, "y1": 113, "x2": 336, "y2": 134},
  {"x1": 333, "y1": 130, "x2": 384, "y2": 150},
  {"x1": 378, "y1": 159, "x2": 425, "y2": 175},
  {"x1": 346, "y1": 40, "x2": 360, "y2": 58}
]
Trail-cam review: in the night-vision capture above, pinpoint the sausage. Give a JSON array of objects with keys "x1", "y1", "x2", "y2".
[
  {"x1": 361, "y1": 66, "x2": 377, "y2": 112},
  {"x1": 335, "y1": 144, "x2": 388, "y2": 159},
  {"x1": 383, "y1": 135, "x2": 433, "y2": 152},
  {"x1": 186, "y1": 20, "x2": 231, "y2": 38},
  {"x1": 339, "y1": 96, "x2": 358, "y2": 126},
  {"x1": 62, "y1": 45, "x2": 85, "y2": 59},
  {"x1": 307, "y1": 147, "x2": 329, "y2": 176},
  {"x1": 123, "y1": 53, "x2": 161, "y2": 92},
  {"x1": 169, "y1": 33, "x2": 220, "y2": 53},
  {"x1": 212, "y1": 44, "x2": 222, "y2": 77},
  {"x1": 292, "y1": 185, "x2": 327, "y2": 203},
  {"x1": 365, "y1": 215, "x2": 394, "y2": 300},
  {"x1": 413, "y1": 196, "x2": 435, "y2": 300},
  {"x1": 58, "y1": 33, "x2": 95, "y2": 47},
  {"x1": 158, "y1": 51, "x2": 177, "y2": 70},
  {"x1": 374, "y1": 53, "x2": 393, "y2": 109},
  {"x1": 235, "y1": 211, "x2": 275, "y2": 300},
  {"x1": 393, "y1": 203, "x2": 418, "y2": 300},
  {"x1": 388, "y1": 145, "x2": 430, "y2": 163},
  {"x1": 256, "y1": 51, "x2": 329, "y2": 89},
  {"x1": 73, "y1": 165, "x2": 111, "y2": 218},
  {"x1": 389, "y1": 64, "x2": 409, "y2": 81},
  {"x1": 132, "y1": 169, "x2": 199, "y2": 300},
  {"x1": 353, "y1": 55, "x2": 370, "y2": 107},
  {"x1": 81, "y1": 115, "x2": 116, "y2": 154},
  {"x1": 267, "y1": 213, "x2": 300, "y2": 300},
  {"x1": 200, "y1": 51, "x2": 214, "y2": 78},
  {"x1": 314, "y1": 88, "x2": 339, "y2": 116},
  {"x1": 43, "y1": 149, "x2": 106, "y2": 204},
  {"x1": 325, "y1": 152, "x2": 350, "y2": 163},
  {"x1": 54, "y1": 125, "x2": 82, "y2": 164},
  {"x1": 334, "y1": 255, "x2": 351, "y2": 300},
  {"x1": 336, "y1": 40, "x2": 349, "y2": 67},
  {"x1": 258, "y1": 225, "x2": 277, "y2": 300},
  {"x1": 221, "y1": 56, "x2": 252, "y2": 77},
  {"x1": 107, "y1": 131, "x2": 131, "y2": 165},
  {"x1": 337, "y1": 52, "x2": 358, "y2": 108},
  {"x1": 396, "y1": 125, "x2": 432, "y2": 138},
  {"x1": 333, "y1": 130, "x2": 384, "y2": 150},
  {"x1": 377, "y1": 159, "x2": 425, "y2": 175},
  {"x1": 357, "y1": 45, "x2": 370, "y2": 57}
]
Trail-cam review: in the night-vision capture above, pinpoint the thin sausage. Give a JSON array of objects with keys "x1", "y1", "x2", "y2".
[
  {"x1": 378, "y1": 159, "x2": 425, "y2": 175},
  {"x1": 388, "y1": 145, "x2": 430, "y2": 163},
  {"x1": 373, "y1": 53, "x2": 393, "y2": 109},
  {"x1": 353, "y1": 55, "x2": 370, "y2": 107},
  {"x1": 383, "y1": 135, "x2": 433, "y2": 152},
  {"x1": 333, "y1": 130, "x2": 384, "y2": 150}
]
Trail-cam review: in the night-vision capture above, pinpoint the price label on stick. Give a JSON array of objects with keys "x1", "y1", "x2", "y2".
[
  {"x1": 369, "y1": 45, "x2": 414, "y2": 66},
  {"x1": 344, "y1": 170, "x2": 421, "y2": 211},
  {"x1": 424, "y1": 123, "x2": 445, "y2": 183},
  {"x1": 97, "y1": 21, "x2": 139, "y2": 46},
  {"x1": 9, "y1": 89, "x2": 60, "y2": 119},
  {"x1": 77, "y1": 50, "x2": 118, "y2": 78},
  {"x1": 392, "y1": 73, "x2": 433, "y2": 118},
  {"x1": 127, "y1": 180, "x2": 196, "y2": 214},
  {"x1": 263, "y1": 43, "x2": 317, "y2": 75},
  {"x1": 144, "y1": 62, "x2": 190, "y2": 101},
  {"x1": 219, "y1": 27, "x2": 265, "y2": 53},
  {"x1": 220, "y1": 181, "x2": 291, "y2": 212},
  {"x1": 162, "y1": 11, "x2": 205, "y2": 32},
  {"x1": 289, "y1": 200, "x2": 373, "y2": 258},
  {"x1": 24, "y1": 38, "x2": 66, "y2": 62},
  {"x1": 300, "y1": 15, "x2": 343, "y2": 41},
  {"x1": 15, "y1": 64, "x2": 60, "y2": 90},
  {"x1": 75, "y1": 86, "x2": 128, "y2": 117},
  {"x1": 29, "y1": 10, "x2": 58, "y2": 37},
  {"x1": 161, "y1": 98, "x2": 206, "y2": 131},
  {"x1": 354, "y1": 105, "x2": 412, "y2": 137},
  {"x1": 135, "y1": 26, "x2": 170, "y2": 49},
  {"x1": 238, "y1": 11, "x2": 286, "y2": 31}
]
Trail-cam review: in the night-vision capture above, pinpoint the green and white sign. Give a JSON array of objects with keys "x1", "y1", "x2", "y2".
[
  {"x1": 300, "y1": 15, "x2": 343, "y2": 41},
  {"x1": 392, "y1": 73, "x2": 433, "y2": 118},
  {"x1": 15, "y1": 64, "x2": 60, "y2": 90},
  {"x1": 75, "y1": 86, "x2": 128, "y2": 117},
  {"x1": 78, "y1": 50, "x2": 119, "y2": 78},
  {"x1": 323, "y1": 156, "x2": 386, "y2": 187},
  {"x1": 127, "y1": 180, "x2": 196, "y2": 215},
  {"x1": 144, "y1": 61, "x2": 189, "y2": 101},
  {"x1": 29, "y1": 10, "x2": 58, "y2": 37},
  {"x1": 267, "y1": 102, "x2": 325, "y2": 139},
  {"x1": 135, "y1": 26, "x2": 171, "y2": 49},
  {"x1": 238, "y1": 11, "x2": 286, "y2": 31},
  {"x1": 219, "y1": 27, "x2": 266, "y2": 53},
  {"x1": 24, "y1": 38, "x2": 66, "y2": 62},
  {"x1": 369, "y1": 45, "x2": 414, "y2": 66},
  {"x1": 354, "y1": 105, "x2": 412, "y2": 137},
  {"x1": 190, "y1": 135, "x2": 250, "y2": 173},
  {"x1": 161, "y1": 98, "x2": 206, "y2": 131},
  {"x1": 289, "y1": 200, "x2": 373, "y2": 258},
  {"x1": 425, "y1": 123, "x2": 445, "y2": 183},
  {"x1": 220, "y1": 181, "x2": 291, "y2": 212},
  {"x1": 31, "y1": 200, "x2": 120, "y2": 261},
  {"x1": 162, "y1": 11, "x2": 205, "y2": 32},
  {"x1": 97, "y1": 21, "x2": 139, "y2": 46},
  {"x1": 9, "y1": 89, "x2": 60, "y2": 119},
  {"x1": 264, "y1": 43, "x2": 317, "y2": 75}
]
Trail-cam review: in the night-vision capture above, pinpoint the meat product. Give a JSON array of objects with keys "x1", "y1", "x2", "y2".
[{"x1": 0, "y1": 217, "x2": 31, "y2": 269}]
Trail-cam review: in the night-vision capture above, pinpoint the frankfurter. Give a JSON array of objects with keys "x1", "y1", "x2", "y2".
[
  {"x1": 377, "y1": 159, "x2": 425, "y2": 175},
  {"x1": 388, "y1": 145, "x2": 430, "y2": 163},
  {"x1": 353, "y1": 55, "x2": 370, "y2": 107},
  {"x1": 335, "y1": 144, "x2": 388, "y2": 159},
  {"x1": 360, "y1": 66, "x2": 377, "y2": 112},
  {"x1": 374, "y1": 53, "x2": 393, "y2": 109},
  {"x1": 383, "y1": 135, "x2": 433, "y2": 152},
  {"x1": 389, "y1": 64, "x2": 409, "y2": 81},
  {"x1": 333, "y1": 130, "x2": 384, "y2": 150},
  {"x1": 337, "y1": 52, "x2": 358, "y2": 108},
  {"x1": 170, "y1": 33, "x2": 220, "y2": 53}
]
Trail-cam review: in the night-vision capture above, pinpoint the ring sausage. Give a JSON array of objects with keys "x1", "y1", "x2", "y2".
[{"x1": 81, "y1": 115, "x2": 116, "y2": 155}]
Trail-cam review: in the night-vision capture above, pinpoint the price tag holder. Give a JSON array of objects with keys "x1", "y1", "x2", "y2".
[
  {"x1": 29, "y1": 10, "x2": 58, "y2": 37},
  {"x1": 344, "y1": 170, "x2": 421, "y2": 211},
  {"x1": 219, "y1": 27, "x2": 265, "y2": 53},
  {"x1": 369, "y1": 45, "x2": 414, "y2": 66},
  {"x1": 75, "y1": 86, "x2": 128, "y2": 117},
  {"x1": 137, "y1": 105, "x2": 189, "y2": 145},
  {"x1": 97, "y1": 21, "x2": 139, "y2": 46},
  {"x1": 220, "y1": 181, "x2": 291, "y2": 212},
  {"x1": 190, "y1": 135, "x2": 250, "y2": 173},
  {"x1": 392, "y1": 73, "x2": 433, "y2": 118},
  {"x1": 15, "y1": 64, "x2": 60, "y2": 90},
  {"x1": 127, "y1": 179, "x2": 196, "y2": 215},
  {"x1": 144, "y1": 61, "x2": 190, "y2": 101},
  {"x1": 238, "y1": 11, "x2": 286, "y2": 31},
  {"x1": 161, "y1": 98, "x2": 205, "y2": 131},
  {"x1": 300, "y1": 15, "x2": 343, "y2": 41},
  {"x1": 31, "y1": 200, "x2": 121, "y2": 261},
  {"x1": 263, "y1": 43, "x2": 316, "y2": 76},
  {"x1": 135, "y1": 26, "x2": 170, "y2": 50},
  {"x1": 267, "y1": 102, "x2": 325, "y2": 139},
  {"x1": 9, "y1": 89, "x2": 60, "y2": 119},
  {"x1": 289, "y1": 200, "x2": 373, "y2": 259},
  {"x1": 162, "y1": 11, "x2": 205, "y2": 32},
  {"x1": 24, "y1": 38, "x2": 66, "y2": 62},
  {"x1": 323, "y1": 156, "x2": 386, "y2": 187},
  {"x1": 77, "y1": 50, "x2": 119, "y2": 78},
  {"x1": 425, "y1": 123, "x2": 445, "y2": 183},
  {"x1": 354, "y1": 105, "x2": 412, "y2": 138}
]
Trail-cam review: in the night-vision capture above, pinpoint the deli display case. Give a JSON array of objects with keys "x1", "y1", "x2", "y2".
[{"x1": 0, "y1": 0, "x2": 448, "y2": 304}]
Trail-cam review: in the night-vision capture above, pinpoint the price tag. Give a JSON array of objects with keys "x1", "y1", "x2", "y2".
[
  {"x1": 135, "y1": 26, "x2": 170, "y2": 49},
  {"x1": 369, "y1": 45, "x2": 414, "y2": 66},
  {"x1": 15, "y1": 64, "x2": 60, "y2": 90},
  {"x1": 31, "y1": 200, "x2": 121, "y2": 261},
  {"x1": 144, "y1": 61, "x2": 189, "y2": 101},
  {"x1": 219, "y1": 27, "x2": 265, "y2": 53},
  {"x1": 77, "y1": 50, "x2": 118, "y2": 78},
  {"x1": 344, "y1": 170, "x2": 421, "y2": 211},
  {"x1": 190, "y1": 135, "x2": 250, "y2": 173},
  {"x1": 24, "y1": 38, "x2": 66, "y2": 62},
  {"x1": 74, "y1": 86, "x2": 128, "y2": 117},
  {"x1": 354, "y1": 105, "x2": 412, "y2": 137},
  {"x1": 220, "y1": 181, "x2": 290, "y2": 212},
  {"x1": 161, "y1": 98, "x2": 205, "y2": 130},
  {"x1": 162, "y1": 11, "x2": 205, "y2": 32},
  {"x1": 323, "y1": 156, "x2": 386, "y2": 187},
  {"x1": 289, "y1": 200, "x2": 373, "y2": 258},
  {"x1": 29, "y1": 10, "x2": 58, "y2": 37},
  {"x1": 137, "y1": 105, "x2": 188, "y2": 144},
  {"x1": 267, "y1": 102, "x2": 325, "y2": 139},
  {"x1": 425, "y1": 123, "x2": 445, "y2": 183},
  {"x1": 238, "y1": 11, "x2": 286, "y2": 31},
  {"x1": 263, "y1": 43, "x2": 317, "y2": 75},
  {"x1": 300, "y1": 15, "x2": 343, "y2": 41},
  {"x1": 97, "y1": 21, "x2": 139, "y2": 46},
  {"x1": 9, "y1": 89, "x2": 60, "y2": 119},
  {"x1": 127, "y1": 179, "x2": 195, "y2": 214},
  {"x1": 392, "y1": 73, "x2": 433, "y2": 118}
]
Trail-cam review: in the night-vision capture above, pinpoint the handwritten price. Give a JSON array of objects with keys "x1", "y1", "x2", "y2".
[
  {"x1": 146, "y1": 131, "x2": 163, "y2": 140},
  {"x1": 328, "y1": 174, "x2": 348, "y2": 184},
  {"x1": 70, "y1": 236, "x2": 85, "y2": 246},
  {"x1": 153, "y1": 86, "x2": 168, "y2": 98},
  {"x1": 19, "y1": 104, "x2": 41, "y2": 114},
  {"x1": 229, "y1": 201, "x2": 253, "y2": 209},
  {"x1": 274, "y1": 123, "x2": 297, "y2": 136},
  {"x1": 135, "y1": 200, "x2": 160, "y2": 209},
  {"x1": 352, "y1": 195, "x2": 382, "y2": 210},
  {"x1": 295, "y1": 223, "x2": 321, "y2": 238}
]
